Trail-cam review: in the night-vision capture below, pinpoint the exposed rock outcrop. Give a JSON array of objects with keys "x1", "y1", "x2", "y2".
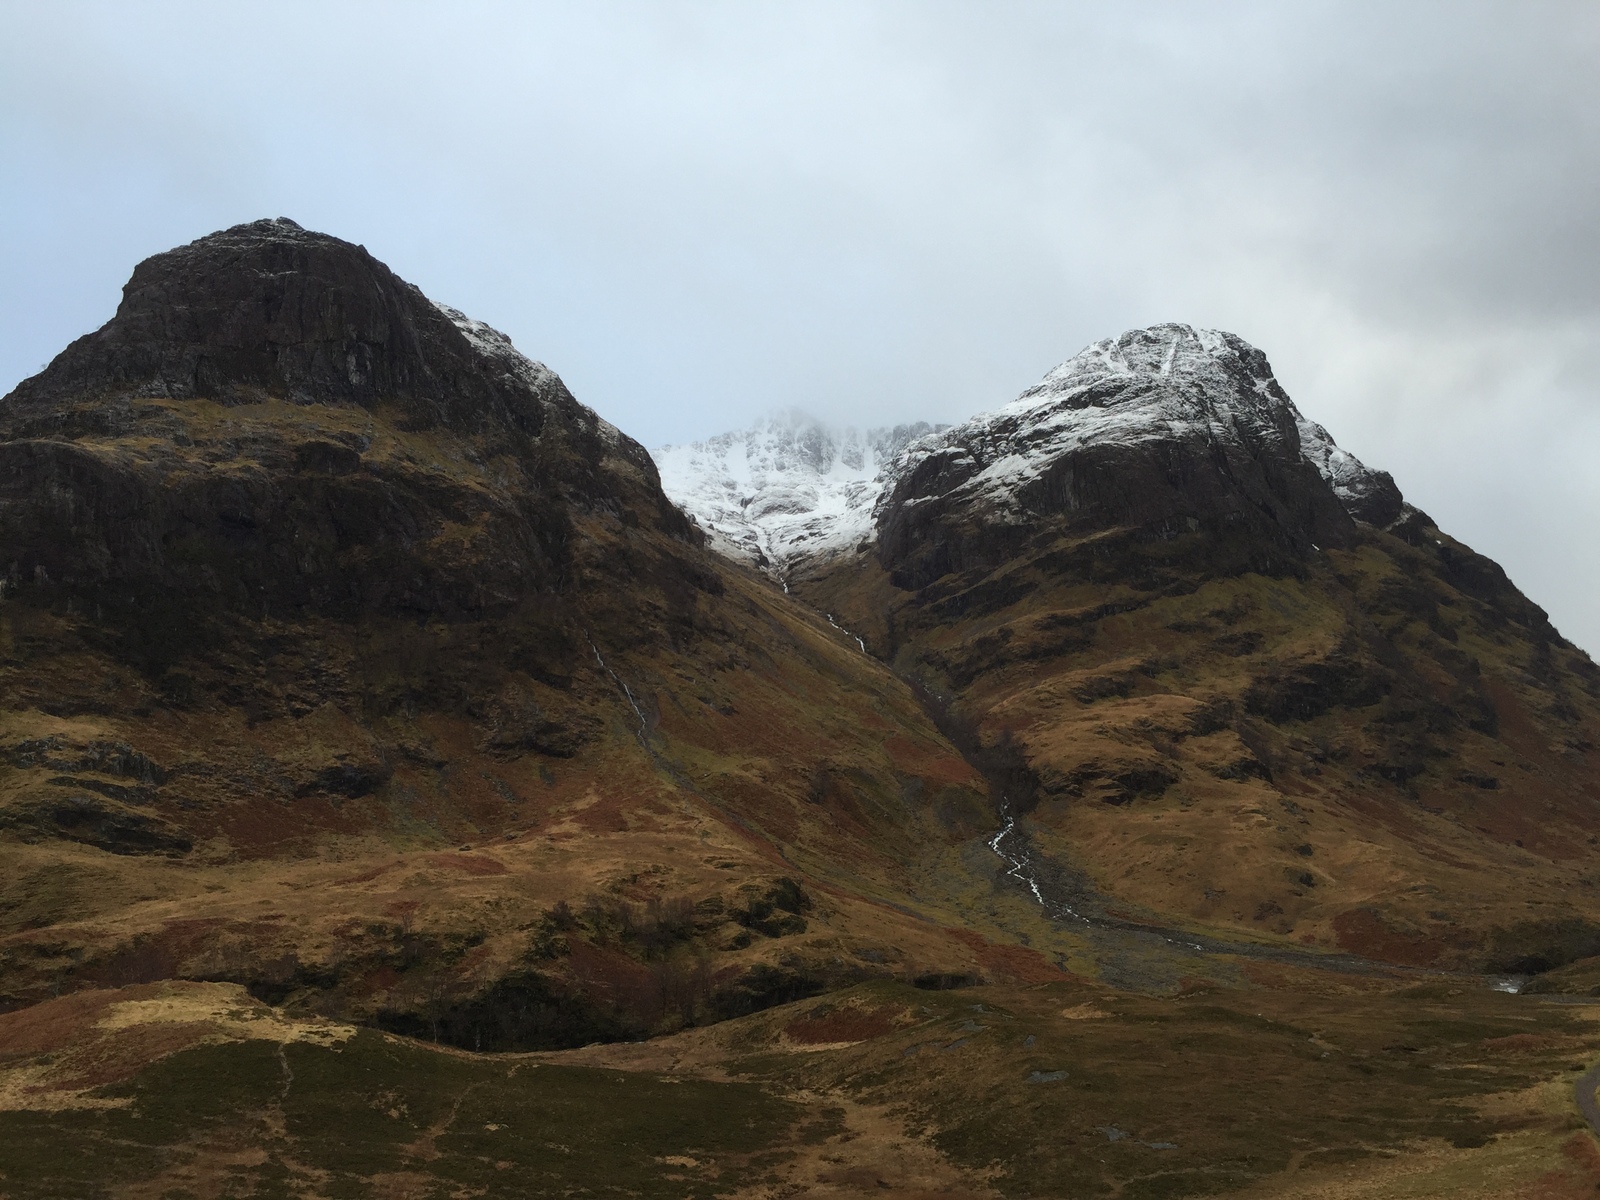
[
  {"x1": 13, "y1": 217, "x2": 578, "y2": 441},
  {"x1": 874, "y1": 324, "x2": 1405, "y2": 589},
  {"x1": 0, "y1": 218, "x2": 698, "y2": 675}
]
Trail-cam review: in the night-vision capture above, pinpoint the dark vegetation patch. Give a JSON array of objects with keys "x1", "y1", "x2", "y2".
[
  {"x1": 901, "y1": 676, "x2": 1037, "y2": 817},
  {"x1": 323, "y1": 887, "x2": 821, "y2": 1049},
  {"x1": 767, "y1": 981, "x2": 1580, "y2": 1200},
  {"x1": 1483, "y1": 918, "x2": 1600, "y2": 976},
  {"x1": 372, "y1": 969, "x2": 631, "y2": 1051},
  {"x1": 1213, "y1": 630, "x2": 1264, "y2": 657},
  {"x1": 0, "y1": 1032, "x2": 801, "y2": 1199},
  {"x1": 1070, "y1": 670, "x2": 1138, "y2": 703},
  {"x1": 713, "y1": 963, "x2": 826, "y2": 1018},
  {"x1": 912, "y1": 972, "x2": 985, "y2": 990},
  {"x1": 731, "y1": 878, "x2": 811, "y2": 938},
  {"x1": 578, "y1": 892, "x2": 704, "y2": 956},
  {"x1": 1244, "y1": 640, "x2": 1390, "y2": 724},
  {"x1": 1036, "y1": 758, "x2": 1180, "y2": 805}
]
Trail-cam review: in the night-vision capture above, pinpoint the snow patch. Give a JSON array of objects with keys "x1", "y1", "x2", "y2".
[
  {"x1": 433, "y1": 300, "x2": 627, "y2": 448},
  {"x1": 653, "y1": 411, "x2": 940, "y2": 576}
]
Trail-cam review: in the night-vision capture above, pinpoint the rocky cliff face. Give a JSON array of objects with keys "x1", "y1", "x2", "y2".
[
  {"x1": 12, "y1": 217, "x2": 572, "y2": 433},
  {"x1": 874, "y1": 324, "x2": 1405, "y2": 588},
  {"x1": 0, "y1": 218, "x2": 691, "y2": 640}
]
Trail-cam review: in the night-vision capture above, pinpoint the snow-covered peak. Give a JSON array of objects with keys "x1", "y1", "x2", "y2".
[
  {"x1": 1294, "y1": 416, "x2": 1397, "y2": 521},
  {"x1": 991, "y1": 323, "x2": 1297, "y2": 436},
  {"x1": 653, "y1": 411, "x2": 940, "y2": 574},
  {"x1": 1027, "y1": 322, "x2": 1237, "y2": 395},
  {"x1": 659, "y1": 325, "x2": 1403, "y2": 578},
  {"x1": 885, "y1": 323, "x2": 1400, "y2": 528}
]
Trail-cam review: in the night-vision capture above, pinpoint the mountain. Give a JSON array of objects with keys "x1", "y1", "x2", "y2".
[
  {"x1": 671, "y1": 323, "x2": 1600, "y2": 973},
  {"x1": 872, "y1": 323, "x2": 1405, "y2": 588},
  {"x1": 653, "y1": 411, "x2": 940, "y2": 574},
  {"x1": 5, "y1": 235, "x2": 1600, "y2": 1200},
  {"x1": 0, "y1": 219, "x2": 1001, "y2": 1040},
  {"x1": 656, "y1": 326, "x2": 1404, "y2": 589}
]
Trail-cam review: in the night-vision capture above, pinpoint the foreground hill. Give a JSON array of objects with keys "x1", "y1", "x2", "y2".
[{"x1": 7, "y1": 974, "x2": 1600, "y2": 1200}]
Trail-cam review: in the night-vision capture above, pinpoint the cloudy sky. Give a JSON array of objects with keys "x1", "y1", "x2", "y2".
[{"x1": 3, "y1": 1, "x2": 1598, "y2": 651}]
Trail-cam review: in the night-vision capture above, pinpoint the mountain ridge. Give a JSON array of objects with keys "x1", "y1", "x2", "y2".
[
  {"x1": 660, "y1": 323, "x2": 1419, "y2": 593},
  {"x1": 777, "y1": 324, "x2": 1599, "y2": 974},
  {"x1": 3, "y1": 220, "x2": 1600, "y2": 1200}
]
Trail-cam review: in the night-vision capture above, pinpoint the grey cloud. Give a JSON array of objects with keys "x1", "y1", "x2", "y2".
[{"x1": 1, "y1": 0, "x2": 1596, "y2": 648}]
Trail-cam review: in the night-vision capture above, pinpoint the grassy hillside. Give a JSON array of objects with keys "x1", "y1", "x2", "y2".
[
  {"x1": 798, "y1": 511, "x2": 1600, "y2": 975},
  {"x1": 3, "y1": 976, "x2": 1598, "y2": 1198}
]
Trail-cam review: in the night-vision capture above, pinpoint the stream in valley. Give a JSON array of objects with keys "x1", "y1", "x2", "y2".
[{"x1": 980, "y1": 799, "x2": 1530, "y2": 994}]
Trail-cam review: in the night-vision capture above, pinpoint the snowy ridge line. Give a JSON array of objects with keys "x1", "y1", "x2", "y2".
[
  {"x1": 880, "y1": 323, "x2": 1398, "y2": 530},
  {"x1": 653, "y1": 410, "x2": 940, "y2": 576},
  {"x1": 655, "y1": 324, "x2": 1400, "y2": 576},
  {"x1": 433, "y1": 300, "x2": 625, "y2": 448}
]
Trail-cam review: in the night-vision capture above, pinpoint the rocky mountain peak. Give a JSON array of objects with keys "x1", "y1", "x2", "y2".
[
  {"x1": 1013, "y1": 323, "x2": 1403, "y2": 527},
  {"x1": 1028, "y1": 321, "x2": 1260, "y2": 393},
  {"x1": 898, "y1": 322, "x2": 1402, "y2": 527},
  {"x1": 659, "y1": 324, "x2": 1406, "y2": 587},
  {"x1": 0, "y1": 219, "x2": 693, "y2": 653},
  {"x1": 2, "y1": 218, "x2": 584, "y2": 442},
  {"x1": 875, "y1": 325, "x2": 1404, "y2": 587}
]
